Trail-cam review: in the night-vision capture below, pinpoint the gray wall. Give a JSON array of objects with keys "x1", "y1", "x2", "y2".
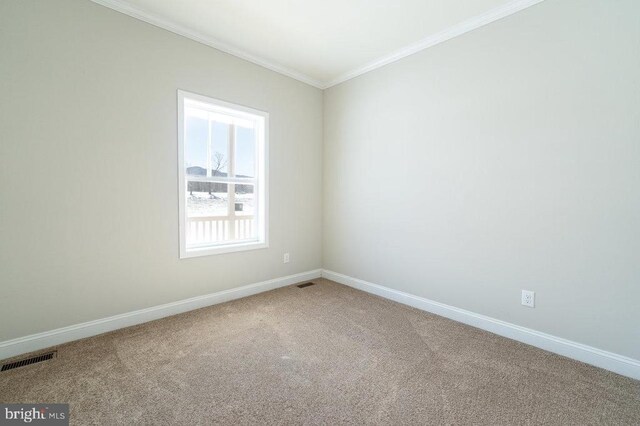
[
  {"x1": 323, "y1": 0, "x2": 640, "y2": 359},
  {"x1": 0, "y1": 0, "x2": 323, "y2": 340}
]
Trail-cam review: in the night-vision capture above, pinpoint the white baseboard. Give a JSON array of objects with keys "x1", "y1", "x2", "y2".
[
  {"x1": 322, "y1": 269, "x2": 640, "y2": 380},
  {"x1": 0, "y1": 269, "x2": 322, "y2": 361}
]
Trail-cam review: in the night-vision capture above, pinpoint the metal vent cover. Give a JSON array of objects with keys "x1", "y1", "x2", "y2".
[
  {"x1": 1, "y1": 351, "x2": 57, "y2": 372},
  {"x1": 297, "y1": 282, "x2": 316, "y2": 288}
]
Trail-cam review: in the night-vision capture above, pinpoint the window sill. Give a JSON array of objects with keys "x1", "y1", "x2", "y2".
[{"x1": 180, "y1": 241, "x2": 268, "y2": 259}]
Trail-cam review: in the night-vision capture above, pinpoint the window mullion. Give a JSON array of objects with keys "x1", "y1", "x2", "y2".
[
  {"x1": 206, "y1": 118, "x2": 212, "y2": 178},
  {"x1": 227, "y1": 124, "x2": 236, "y2": 240}
]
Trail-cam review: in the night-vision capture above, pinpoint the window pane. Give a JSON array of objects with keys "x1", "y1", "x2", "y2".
[
  {"x1": 186, "y1": 182, "x2": 230, "y2": 246},
  {"x1": 235, "y1": 126, "x2": 256, "y2": 178},
  {"x1": 186, "y1": 181, "x2": 228, "y2": 217},
  {"x1": 234, "y1": 184, "x2": 257, "y2": 240},
  {"x1": 211, "y1": 121, "x2": 229, "y2": 177},
  {"x1": 185, "y1": 115, "x2": 208, "y2": 177},
  {"x1": 234, "y1": 184, "x2": 255, "y2": 217}
]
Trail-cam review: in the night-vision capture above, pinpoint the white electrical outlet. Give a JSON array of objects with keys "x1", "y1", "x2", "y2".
[
  {"x1": 521, "y1": 290, "x2": 535, "y2": 308},
  {"x1": 283, "y1": 253, "x2": 290, "y2": 263}
]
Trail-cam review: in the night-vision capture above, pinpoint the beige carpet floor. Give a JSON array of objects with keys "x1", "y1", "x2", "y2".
[{"x1": 1, "y1": 279, "x2": 639, "y2": 425}]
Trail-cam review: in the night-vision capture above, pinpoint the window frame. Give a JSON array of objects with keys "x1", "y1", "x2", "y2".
[{"x1": 177, "y1": 90, "x2": 269, "y2": 258}]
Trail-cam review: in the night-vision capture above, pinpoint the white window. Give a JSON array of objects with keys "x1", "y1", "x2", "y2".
[{"x1": 178, "y1": 90, "x2": 268, "y2": 258}]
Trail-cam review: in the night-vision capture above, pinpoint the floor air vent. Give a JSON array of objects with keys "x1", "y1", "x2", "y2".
[
  {"x1": 297, "y1": 282, "x2": 315, "y2": 288},
  {"x1": 1, "y1": 351, "x2": 57, "y2": 372}
]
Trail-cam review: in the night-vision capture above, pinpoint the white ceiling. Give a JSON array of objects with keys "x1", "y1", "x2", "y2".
[{"x1": 92, "y1": 0, "x2": 542, "y2": 88}]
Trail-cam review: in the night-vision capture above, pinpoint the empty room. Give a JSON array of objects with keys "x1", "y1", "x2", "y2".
[{"x1": 1, "y1": 0, "x2": 639, "y2": 424}]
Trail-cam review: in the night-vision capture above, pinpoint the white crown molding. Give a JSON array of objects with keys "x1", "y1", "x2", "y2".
[
  {"x1": 0, "y1": 269, "x2": 322, "y2": 361},
  {"x1": 322, "y1": 270, "x2": 640, "y2": 380},
  {"x1": 90, "y1": 0, "x2": 544, "y2": 90},
  {"x1": 323, "y1": 0, "x2": 545, "y2": 88},
  {"x1": 89, "y1": 0, "x2": 325, "y2": 89}
]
